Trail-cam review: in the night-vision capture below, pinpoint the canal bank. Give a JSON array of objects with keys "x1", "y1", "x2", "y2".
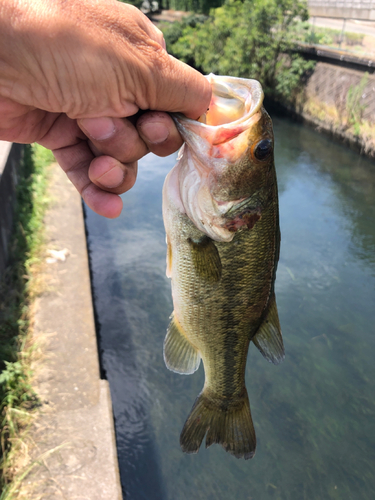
[
  {"x1": 0, "y1": 145, "x2": 122, "y2": 499},
  {"x1": 24, "y1": 164, "x2": 122, "y2": 499},
  {"x1": 279, "y1": 50, "x2": 375, "y2": 159}
]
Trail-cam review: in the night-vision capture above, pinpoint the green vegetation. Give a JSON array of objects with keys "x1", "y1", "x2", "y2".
[
  {"x1": 160, "y1": 0, "x2": 224, "y2": 14},
  {"x1": 119, "y1": 0, "x2": 143, "y2": 9},
  {"x1": 346, "y1": 73, "x2": 369, "y2": 135},
  {"x1": 301, "y1": 70, "x2": 373, "y2": 152},
  {"x1": 162, "y1": 0, "x2": 315, "y2": 100},
  {"x1": 305, "y1": 25, "x2": 365, "y2": 47},
  {"x1": 0, "y1": 144, "x2": 53, "y2": 497}
]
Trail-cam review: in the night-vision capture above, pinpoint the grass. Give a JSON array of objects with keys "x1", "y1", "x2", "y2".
[
  {"x1": 305, "y1": 26, "x2": 365, "y2": 48},
  {"x1": 0, "y1": 144, "x2": 54, "y2": 498},
  {"x1": 299, "y1": 23, "x2": 375, "y2": 58},
  {"x1": 300, "y1": 97, "x2": 375, "y2": 155}
]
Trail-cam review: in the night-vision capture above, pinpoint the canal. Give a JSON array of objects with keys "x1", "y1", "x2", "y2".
[{"x1": 84, "y1": 115, "x2": 375, "y2": 500}]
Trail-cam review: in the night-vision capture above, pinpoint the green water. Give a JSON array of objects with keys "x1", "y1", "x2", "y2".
[{"x1": 84, "y1": 116, "x2": 375, "y2": 500}]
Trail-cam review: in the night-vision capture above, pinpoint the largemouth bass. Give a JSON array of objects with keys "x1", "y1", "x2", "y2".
[{"x1": 162, "y1": 74, "x2": 284, "y2": 460}]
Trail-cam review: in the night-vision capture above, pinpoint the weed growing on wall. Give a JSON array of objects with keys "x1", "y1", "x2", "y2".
[
  {"x1": 0, "y1": 144, "x2": 54, "y2": 497},
  {"x1": 346, "y1": 73, "x2": 369, "y2": 135}
]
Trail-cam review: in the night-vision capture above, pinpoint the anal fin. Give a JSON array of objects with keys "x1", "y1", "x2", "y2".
[
  {"x1": 164, "y1": 313, "x2": 201, "y2": 374},
  {"x1": 252, "y1": 293, "x2": 285, "y2": 365}
]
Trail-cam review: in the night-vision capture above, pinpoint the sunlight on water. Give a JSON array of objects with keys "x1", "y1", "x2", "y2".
[{"x1": 85, "y1": 116, "x2": 375, "y2": 500}]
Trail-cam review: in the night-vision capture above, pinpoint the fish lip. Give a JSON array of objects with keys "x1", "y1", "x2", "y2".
[{"x1": 172, "y1": 74, "x2": 264, "y2": 136}]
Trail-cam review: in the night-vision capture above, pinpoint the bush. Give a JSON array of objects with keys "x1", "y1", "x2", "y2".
[
  {"x1": 163, "y1": 0, "x2": 315, "y2": 100},
  {"x1": 346, "y1": 73, "x2": 369, "y2": 134}
]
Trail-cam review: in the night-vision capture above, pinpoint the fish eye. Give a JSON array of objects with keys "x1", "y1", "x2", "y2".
[{"x1": 254, "y1": 139, "x2": 273, "y2": 161}]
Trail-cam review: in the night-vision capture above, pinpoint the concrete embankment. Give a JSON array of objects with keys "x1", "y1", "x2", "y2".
[
  {"x1": 278, "y1": 50, "x2": 375, "y2": 159},
  {"x1": 0, "y1": 145, "x2": 122, "y2": 498}
]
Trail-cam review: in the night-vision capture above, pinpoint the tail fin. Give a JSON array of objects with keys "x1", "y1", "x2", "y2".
[{"x1": 180, "y1": 389, "x2": 256, "y2": 459}]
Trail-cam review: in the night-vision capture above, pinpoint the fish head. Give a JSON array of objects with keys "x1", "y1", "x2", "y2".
[{"x1": 172, "y1": 74, "x2": 276, "y2": 242}]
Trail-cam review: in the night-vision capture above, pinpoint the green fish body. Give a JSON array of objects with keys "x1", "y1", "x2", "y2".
[{"x1": 162, "y1": 75, "x2": 284, "y2": 459}]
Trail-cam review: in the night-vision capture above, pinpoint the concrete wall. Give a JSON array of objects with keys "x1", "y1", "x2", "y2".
[
  {"x1": 305, "y1": 62, "x2": 375, "y2": 122},
  {"x1": 0, "y1": 141, "x2": 24, "y2": 280},
  {"x1": 308, "y1": 0, "x2": 375, "y2": 20}
]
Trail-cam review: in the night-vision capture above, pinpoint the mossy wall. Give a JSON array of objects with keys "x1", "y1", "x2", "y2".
[{"x1": 305, "y1": 62, "x2": 375, "y2": 123}]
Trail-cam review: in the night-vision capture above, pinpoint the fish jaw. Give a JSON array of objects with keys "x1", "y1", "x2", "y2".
[
  {"x1": 173, "y1": 74, "x2": 264, "y2": 166},
  {"x1": 171, "y1": 74, "x2": 274, "y2": 243}
]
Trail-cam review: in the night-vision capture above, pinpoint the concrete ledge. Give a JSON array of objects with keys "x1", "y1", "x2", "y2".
[
  {"x1": 22, "y1": 163, "x2": 122, "y2": 498},
  {"x1": 295, "y1": 43, "x2": 375, "y2": 73}
]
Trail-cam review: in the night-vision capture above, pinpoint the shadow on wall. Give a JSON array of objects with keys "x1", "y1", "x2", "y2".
[{"x1": 0, "y1": 142, "x2": 24, "y2": 280}]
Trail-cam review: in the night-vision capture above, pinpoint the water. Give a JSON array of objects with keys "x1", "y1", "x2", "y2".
[{"x1": 84, "y1": 116, "x2": 375, "y2": 500}]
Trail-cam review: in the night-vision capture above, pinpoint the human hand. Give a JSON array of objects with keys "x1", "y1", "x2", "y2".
[{"x1": 0, "y1": 0, "x2": 211, "y2": 217}]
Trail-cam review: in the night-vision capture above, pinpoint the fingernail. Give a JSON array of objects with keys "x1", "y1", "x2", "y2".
[
  {"x1": 80, "y1": 117, "x2": 116, "y2": 141},
  {"x1": 97, "y1": 165, "x2": 124, "y2": 188},
  {"x1": 140, "y1": 122, "x2": 169, "y2": 144}
]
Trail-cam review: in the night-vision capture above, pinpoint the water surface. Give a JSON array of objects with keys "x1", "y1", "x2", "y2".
[{"x1": 85, "y1": 117, "x2": 375, "y2": 500}]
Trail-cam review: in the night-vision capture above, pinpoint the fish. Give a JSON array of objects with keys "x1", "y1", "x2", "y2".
[{"x1": 162, "y1": 74, "x2": 284, "y2": 460}]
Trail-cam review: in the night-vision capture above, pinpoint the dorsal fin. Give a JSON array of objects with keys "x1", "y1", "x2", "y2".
[
  {"x1": 252, "y1": 293, "x2": 285, "y2": 365},
  {"x1": 164, "y1": 314, "x2": 201, "y2": 374}
]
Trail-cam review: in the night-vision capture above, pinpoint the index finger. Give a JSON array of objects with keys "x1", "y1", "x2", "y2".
[{"x1": 39, "y1": 114, "x2": 124, "y2": 218}]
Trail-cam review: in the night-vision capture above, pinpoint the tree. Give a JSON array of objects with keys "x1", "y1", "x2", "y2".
[{"x1": 164, "y1": 0, "x2": 314, "y2": 100}]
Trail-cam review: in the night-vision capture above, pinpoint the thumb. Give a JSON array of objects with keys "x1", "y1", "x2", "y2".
[{"x1": 147, "y1": 55, "x2": 212, "y2": 120}]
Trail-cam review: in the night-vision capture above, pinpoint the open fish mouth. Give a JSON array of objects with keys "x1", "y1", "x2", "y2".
[
  {"x1": 198, "y1": 75, "x2": 263, "y2": 128},
  {"x1": 172, "y1": 74, "x2": 264, "y2": 151}
]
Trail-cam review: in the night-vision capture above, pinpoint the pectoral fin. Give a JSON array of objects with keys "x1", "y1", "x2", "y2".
[
  {"x1": 188, "y1": 236, "x2": 222, "y2": 282},
  {"x1": 164, "y1": 313, "x2": 201, "y2": 374},
  {"x1": 252, "y1": 293, "x2": 285, "y2": 365}
]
